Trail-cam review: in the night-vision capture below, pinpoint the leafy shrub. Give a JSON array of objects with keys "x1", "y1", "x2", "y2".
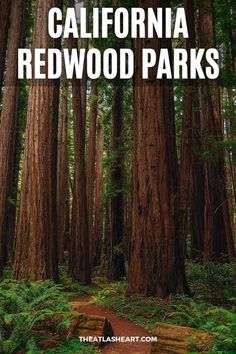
[
  {"x1": 93, "y1": 282, "x2": 170, "y2": 330},
  {"x1": 59, "y1": 266, "x2": 98, "y2": 298},
  {"x1": 0, "y1": 280, "x2": 71, "y2": 354},
  {"x1": 186, "y1": 261, "x2": 236, "y2": 304},
  {"x1": 93, "y1": 281, "x2": 127, "y2": 300},
  {"x1": 164, "y1": 297, "x2": 236, "y2": 353},
  {"x1": 93, "y1": 280, "x2": 236, "y2": 353}
]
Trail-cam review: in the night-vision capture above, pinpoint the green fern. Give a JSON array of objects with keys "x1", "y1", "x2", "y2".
[{"x1": 0, "y1": 280, "x2": 71, "y2": 354}]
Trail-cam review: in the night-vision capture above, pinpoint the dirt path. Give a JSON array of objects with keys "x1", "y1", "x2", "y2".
[{"x1": 70, "y1": 297, "x2": 152, "y2": 354}]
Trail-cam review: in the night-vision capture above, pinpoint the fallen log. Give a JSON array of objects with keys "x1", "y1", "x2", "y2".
[
  {"x1": 69, "y1": 313, "x2": 114, "y2": 343},
  {"x1": 151, "y1": 323, "x2": 214, "y2": 354},
  {"x1": 32, "y1": 311, "x2": 114, "y2": 349}
]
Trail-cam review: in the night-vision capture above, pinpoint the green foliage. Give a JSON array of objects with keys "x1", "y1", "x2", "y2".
[
  {"x1": 59, "y1": 266, "x2": 98, "y2": 299},
  {"x1": 0, "y1": 280, "x2": 70, "y2": 354},
  {"x1": 92, "y1": 262, "x2": 236, "y2": 353},
  {"x1": 92, "y1": 282, "x2": 169, "y2": 331},
  {"x1": 186, "y1": 261, "x2": 236, "y2": 304},
  {"x1": 169, "y1": 298, "x2": 236, "y2": 353},
  {"x1": 205, "y1": 309, "x2": 236, "y2": 353}
]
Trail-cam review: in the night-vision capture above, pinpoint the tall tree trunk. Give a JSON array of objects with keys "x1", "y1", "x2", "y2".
[
  {"x1": 178, "y1": 0, "x2": 194, "y2": 257},
  {"x1": 93, "y1": 118, "x2": 104, "y2": 266},
  {"x1": 128, "y1": 0, "x2": 190, "y2": 298},
  {"x1": 108, "y1": 0, "x2": 126, "y2": 280},
  {"x1": 57, "y1": 73, "x2": 69, "y2": 264},
  {"x1": 0, "y1": 0, "x2": 24, "y2": 277},
  {"x1": 108, "y1": 85, "x2": 126, "y2": 280},
  {"x1": 69, "y1": 0, "x2": 91, "y2": 284},
  {"x1": 80, "y1": 0, "x2": 89, "y2": 122},
  {"x1": 70, "y1": 34, "x2": 91, "y2": 283},
  {"x1": 0, "y1": 0, "x2": 12, "y2": 103},
  {"x1": 228, "y1": 0, "x2": 236, "y2": 204},
  {"x1": 86, "y1": 80, "x2": 98, "y2": 265},
  {"x1": 5, "y1": 84, "x2": 28, "y2": 266},
  {"x1": 183, "y1": 0, "x2": 205, "y2": 258},
  {"x1": 13, "y1": 0, "x2": 62, "y2": 281},
  {"x1": 198, "y1": 0, "x2": 235, "y2": 260}
]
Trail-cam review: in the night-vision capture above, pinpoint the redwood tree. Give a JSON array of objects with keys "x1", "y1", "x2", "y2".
[
  {"x1": 57, "y1": 72, "x2": 69, "y2": 264},
  {"x1": 0, "y1": 0, "x2": 24, "y2": 277},
  {"x1": 0, "y1": 0, "x2": 12, "y2": 101},
  {"x1": 128, "y1": 0, "x2": 190, "y2": 298},
  {"x1": 13, "y1": 0, "x2": 62, "y2": 281},
  {"x1": 86, "y1": 80, "x2": 98, "y2": 265},
  {"x1": 70, "y1": 33, "x2": 91, "y2": 283},
  {"x1": 93, "y1": 118, "x2": 104, "y2": 266},
  {"x1": 198, "y1": 0, "x2": 235, "y2": 260},
  {"x1": 181, "y1": 0, "x2": 205, "y2": 258},
  {"x1": 108, "y1": 0, "x2": 126, "y2": 280},
  {"x1": 108, "y1": 83, "x2": 126, "y2": 280}
]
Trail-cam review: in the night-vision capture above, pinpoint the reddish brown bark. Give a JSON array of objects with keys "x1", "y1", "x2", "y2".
[
  {"x1": 86, "y1": 80, "x2": 98, "y2": 264},
  {"x1": 0, "y1": 0, "x2": 12, "y2": 101},
  {"x1": 108, "y1": 85, "x2": 126, "y2": 280},
  {"x1": 70, "y1": 34, "x2": 91, "y2": 283},
  {"x1": 181, "y1": 0, "x2": 204, "y2": 258},
  {"x1": 93, "y1": 119, "x2": 104, "y2": 266},
  {"x1": 198, "y1": 0, "x2": 235, "y2": 260},
  {"x1": 229, "y1": 1, "x2": 236, "y2": 204},
  {"x1": 13, "y1": 0, "x2": 62, "y2": 281},
  {"x1": 178, "y1": 0, "x2": 193, "y2": 257},
  {"x1": 0, "y1": 0, "x2": 24, "y2": 277},
  {"x1": 108, "y1": 0, "x2": 126, "y2": 280},
  {"x1": 57, "y1": 74, "x2": 69, "y2": 264},
  {"x1": 128, "y1": 0, "x2": 190, "y2": 298}
]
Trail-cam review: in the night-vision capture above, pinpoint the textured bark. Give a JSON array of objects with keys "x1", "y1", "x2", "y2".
[
  {"x1": 229, "y1": 1, "x2": 236, "y2": 204},
  {"x1": 108, "y1": 0, "x2": 126, "y2": 280},
  {"x1": 57, "y1": 74, "x2": 69, "y2": 264},
  {"x1": 4, "y1": 112, "x2": 25, "y2": 266},
  {"x1": 93, "y1": 119, "x2": 104, "y2": 266},
  {"x1": 0, "y1": 0, "x2": 11, "y2": 103},
  {"x1": 0, "y1": 0, "x2": 24, "y2": 277},
  {"x1": 70, "y1": 35, "x2": 91, "y2": 284},
  {"x1": 198, "y1": 0, "x2": 235, "y2": 260},
  {"x1": 86, "y1": 80, "x2": 98, "y2": 264},
  {"x1": 128, "y1": 0, "x2": 190, "y2": 298},
  {"x1": 13, "y1": 0, "x2": 62, "y2": 281},
  {"x1": 178, "y1": 0, "x2": 194, "y2": 257},
  {"x1": 183, "y1": 0, "x2": 204, "y2": 258},
  {"x1": 80, "y1": 0, "x2": 89, "y2": 124},
  {"x1": 108, "y1": 85, "x2": 126, "y2": 280},
  {"x1": 151, "y1": 323, "x2": 213, "y2": 354}
]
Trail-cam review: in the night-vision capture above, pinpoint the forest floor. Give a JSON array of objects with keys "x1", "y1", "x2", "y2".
[
  {"x1": 1, "y1": 262, "x2": 236, "y2": 353},
  {"x1": 70, "y1": 295, "x2": 152, "y2": 354}
]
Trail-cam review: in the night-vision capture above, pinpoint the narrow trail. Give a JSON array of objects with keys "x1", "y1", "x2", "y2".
[{"x1": 71, "y1": 296, "x2": 152, "y2": 354}]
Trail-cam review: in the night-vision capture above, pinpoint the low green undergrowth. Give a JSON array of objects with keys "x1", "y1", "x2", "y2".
[
  {"x1": 0, "y1": 280, "x2": 68, "y2": 353},
  {"x1": 92, "y1": 261, "x2": 236, "y2": 353},
  {"x1": 186, "y1": 261, "x2": 236, "y2": 304},
  {"x1": 59, "y1": 266, "x2": 99, "y2": 299},
  {"x1": 1, "y1": 261, "x2": 235, "y2": 353},
  {"x1": 0, "y1": 279, "x2": 96, "y2": 354}
]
